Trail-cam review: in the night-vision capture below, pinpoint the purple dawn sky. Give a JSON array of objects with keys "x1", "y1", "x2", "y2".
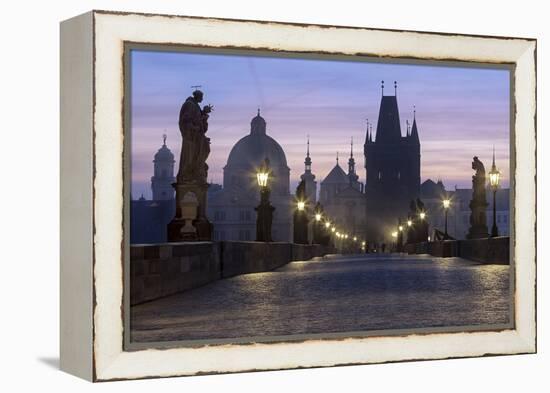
[{"x1": 130, "y1": 50, "x2": 510, "y2": 199}]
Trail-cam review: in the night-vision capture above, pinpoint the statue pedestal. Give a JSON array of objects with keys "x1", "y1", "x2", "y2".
[
  {"x1": 167, "y1": 181, "x2": 212, "y2": 242},
  {"x1": 467, "y1": 200, "x2": 489, "y2": 239}
]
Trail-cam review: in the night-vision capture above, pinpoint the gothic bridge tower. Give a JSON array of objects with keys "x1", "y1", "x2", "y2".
[{"x1": 364, "y1": 81, "x2": 421, "y2": 241}]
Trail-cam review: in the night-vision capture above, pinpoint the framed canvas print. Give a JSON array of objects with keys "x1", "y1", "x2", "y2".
[{"x1": 60, "y1": 10, "x2": 537, "y2": 381}]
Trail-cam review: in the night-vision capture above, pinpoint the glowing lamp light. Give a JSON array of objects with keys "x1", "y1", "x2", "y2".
[
  {"x1": 353, "y1": 236, "x2": 357, "y2": 241},
  {"x1": 297, "y1": 201, "x2": 306, "y2": 211},
  {"x1": 331, "y1": 227, "x2": 336, "y2": 233},
  {"x1": 489, "y1": 168, "x2": 501, "y2": 189},
  {"x1": 315, "y1": 213, "x2": 322, "y2": 222},
  {"x1": 442, "y1": 199, "x2": 451, "y2": 209},
  {"x1": 325, "y1": 221, "x2": 331, "y2": 229},
  {"x1": 407, "y1": 220, "x2": 412, "y2": 227},
  {"x1": 256, "y1": 171, "x2": 269, "y2": 188},
  {"x1": 398, "y1": 225, "x2": 403, "y2": 232},
  {"x1": 391, "y1": 231, "x2": 398, "y2": 238},
  {"x1": 419, "y1": 212, "x2": 426, "y2": 220}
]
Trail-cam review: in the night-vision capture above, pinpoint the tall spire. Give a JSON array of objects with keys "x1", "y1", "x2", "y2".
[
  {"x1": 410, "y1": 106, "x2": 420, "y2": 145},
  {"x1": 304, "y1": 134, "x2": 312, "y2": 172},
  {"x1": 348, "y1": 137, "x2": 358, "y2": 185},
  {"x1": 350, "y1": 136, "x2": 354, "y2": 158}
]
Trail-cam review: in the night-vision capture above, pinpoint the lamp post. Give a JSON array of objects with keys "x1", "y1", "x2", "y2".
[
  {"x1": 391, "y1": 231, "x2": 398, "y2": 252},
  {"x1": 312, "y1": 203, "x2": 324, "y2": 244},
  {"x1": 489, "y1": 148, "x2": 501, "y2": 237},
  {"x1": 442, "y1": 198, "x2": 451, "y2": 240},
  {"x1": 255, "y1": 159, "x2": 275, "y2": 242},
  {"x1": 397, "y1": 220, "x2": 404, "y2": 252}
]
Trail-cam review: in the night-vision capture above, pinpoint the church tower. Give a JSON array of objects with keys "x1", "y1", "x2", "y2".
[
  {"x1": 364, "y1": 81, "x2": 421, "y2": 241},
  {"x1": 347, "y1": 137, "x2": 362, "y2": 191},
  {"x1": 151, "y1": 134, "x2": 176, "y2": 201},
  {"x1": 300, "y1": 136, "x2": 317, "y2": 204}
]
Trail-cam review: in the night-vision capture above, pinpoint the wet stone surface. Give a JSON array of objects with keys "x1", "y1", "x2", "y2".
[{"x1": 130, "y1": 254, "x2": 511, "y2": 343}]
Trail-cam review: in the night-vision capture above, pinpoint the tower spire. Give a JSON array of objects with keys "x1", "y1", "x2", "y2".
[
  {"x1": 304, "y1": 134, "x2": 312, "y2": 173},
  {"x1": 381, "y1": 80, "x2": 384, "y2": 96},
  {"x1": 410, "y1": 106, "x2": 420, "y2": 145},
  {"x1": 350, "y1": 136, "x2": 354, "y2": 158}
]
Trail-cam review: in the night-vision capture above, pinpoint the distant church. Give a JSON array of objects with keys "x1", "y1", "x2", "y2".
[
  {"x1": 364, "y1": 83, "x2": 421, "y2": 241},
  {"x1": 130, "y1": 135, "x2": 176, "y2": 244},
  {"x1": 208, "y1": 111, "x2": 292, "y2": 241},
  {"x1": 318, "y1": 141, "x2": 367, "y2": 240}
]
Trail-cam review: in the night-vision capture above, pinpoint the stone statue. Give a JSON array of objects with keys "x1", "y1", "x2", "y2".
[
  {"x1": 467, "y1": 156, "x2": 489, "y2": 239},
  {"x1": 177, "y1": 89, "x2": 213, "y2": 183},
  {"x1": 168, "y1": 89, "x2": 214, "y2": 242}
]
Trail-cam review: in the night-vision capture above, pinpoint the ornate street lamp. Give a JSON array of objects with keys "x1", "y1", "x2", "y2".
[
  {"x1": 442, "y1": 198, "x2": 451, "y2": 240},
  {"x1": 293, "y1": 178, "x2": 309, "y2": 245},
  {"x1": 419, "y1": 212, "x2": 426, "y2": 220},
  {"x1": 489, "y1": 148, "x2": 501, "y2": 237},
  {"x1": 255, "y1": 158, "x2": 275, "y2": 242}
]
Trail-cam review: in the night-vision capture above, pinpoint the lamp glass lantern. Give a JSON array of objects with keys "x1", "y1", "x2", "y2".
[{"x1": 256, "y1": 171, "x2": 269, "y2": 188}]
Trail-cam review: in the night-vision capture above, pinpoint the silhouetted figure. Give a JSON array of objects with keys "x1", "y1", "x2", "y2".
[{"x1": 467, "y1": 156, "x2": 489, "y2": 239}]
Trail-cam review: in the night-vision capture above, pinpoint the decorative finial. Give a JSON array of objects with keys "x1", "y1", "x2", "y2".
[
  {"x1": 381, "y1": 80, "x2": 385, "y2": 96},
  {"x1": 394, "y1": 81, "x2": 397, "y2": 96},
  {"x1": 257, "y1": 107, "x2": 261, "y2": 116},
  {"x1": 350, "y1": 137, "x2": 354, "y2": 158},
  {"x1": 336, "y1": 151, "x2": 339, "y2": 164},
  {"x1": 162, "y1": 132, "x2": 167, "y2": 146},
  {"x1": 492, "y1": 145, "x2": 496, "y2": 166},
  {"x1": 413, "y1": 105, "x2": 416, "y2": 120},
  {"x1": 306, "y1": 134, "x2": 310, "y2": 157}
]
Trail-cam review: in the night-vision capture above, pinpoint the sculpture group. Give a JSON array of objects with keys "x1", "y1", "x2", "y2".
[{"x1": 167, "y1": 89, "x2": 214, "y2": 241}]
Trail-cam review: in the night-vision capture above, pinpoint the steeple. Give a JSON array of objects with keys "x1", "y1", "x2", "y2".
[
  {"x1": 300, "y1": 135, "x2": 317, "y2": 203},
  {"x1": 304, "y1": 135, "x2": 312, "y2": 173},
  {"x1": 410, "y1": 106, "x2": 420, "y2": 145},
  {"x1": 348, "y1": 137, "x2": 359, "y2": 184}
]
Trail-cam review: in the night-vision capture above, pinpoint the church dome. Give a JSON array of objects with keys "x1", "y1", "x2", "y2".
[
  {"x1": 154, "y1": 136, "x2": 175, "y2": 162},
  {"x1": 226, "y1": 112, "x2": 288, "y2": 169}
]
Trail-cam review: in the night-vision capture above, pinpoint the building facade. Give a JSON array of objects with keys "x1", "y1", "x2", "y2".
[
  {"x1": 419, "y1": 179, "x2": 510, "y2": 240},
  {"x1": 319, "y1": 144, "x2": 367, "y2": 240}
]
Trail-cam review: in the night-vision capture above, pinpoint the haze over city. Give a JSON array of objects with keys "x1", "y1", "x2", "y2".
[{"x1": 130, "y1": 49, "x2": 510, "y2": 199}]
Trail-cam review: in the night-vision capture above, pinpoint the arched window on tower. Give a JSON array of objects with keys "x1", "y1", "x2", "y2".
[{"x1": 378, "y1": 171, "x2": 382, "y2": 180}]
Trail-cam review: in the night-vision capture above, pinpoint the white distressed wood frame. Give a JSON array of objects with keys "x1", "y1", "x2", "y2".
[{"x1": 60, "y1": 10, "x2": 536, "y2": 382}]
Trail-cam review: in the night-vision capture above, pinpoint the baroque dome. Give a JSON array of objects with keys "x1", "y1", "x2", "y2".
[
  {"x1": 226, "y1": 112, "x2": 288, "y2": 169},
  {"x1": 154, "y1": 136, "x2": 175, "y2": 162}
]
